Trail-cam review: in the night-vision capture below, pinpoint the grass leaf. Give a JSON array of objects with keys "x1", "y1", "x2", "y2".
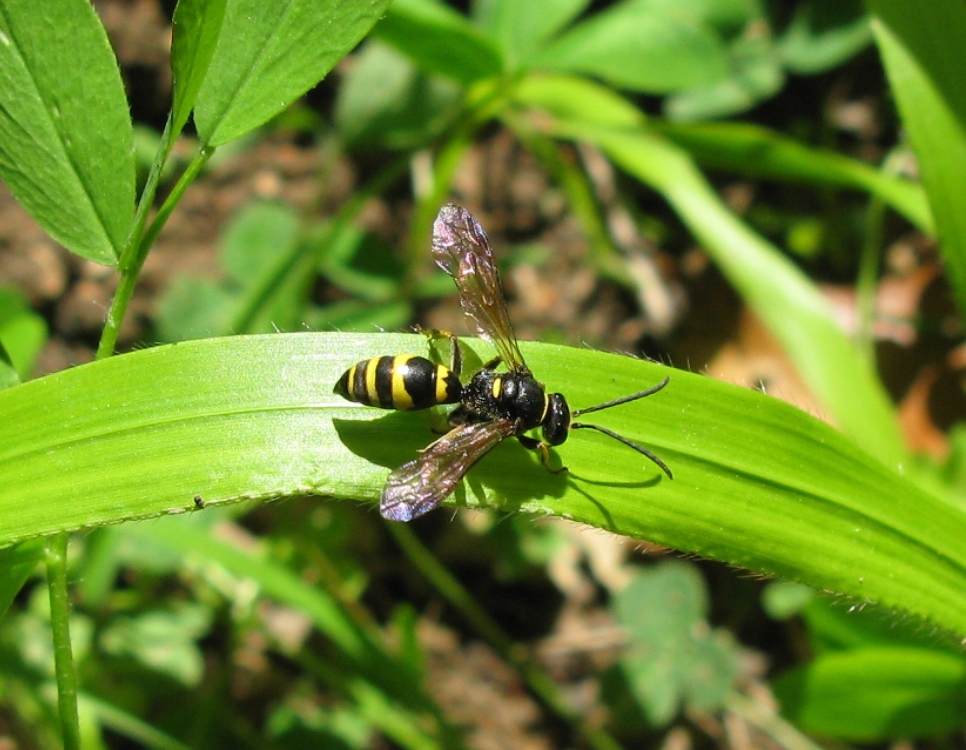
[
  {"x1": 531, "y1": 0, "x2": 730, "y2": 92},
  {"x1": 0, "y1": 333, "x2": 963, "y2": 638},
  {"x1": 654, "y1": 120, "x2": 931, "y2": 231},
  {"x1": 868, "y1": 0, "x2": 966, "y2": 323},
  {"x1": 548, "y1": 122, "x2": 907, "y2": 468},
  {"x1": 473, "y1": 0, "x2": 589, "y2": 68},
  {"x1": 374, "y1": 0, "x2": 504, "y2": 84}
]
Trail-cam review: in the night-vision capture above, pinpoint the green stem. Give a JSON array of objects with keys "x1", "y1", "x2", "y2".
[
  {"x1": 123, "y1": 114, "x2": 179, "y2": 271},
  {"x1": 46, "y1": 534, "x2": 80, "y2": 750},
  {"x1": 97, "y1": 147, "x2": 215, "y2": 359},
  {"x1": 387, "y1": 523, "x2": 624, "y2": 750},
  {"x1": 95, "y1": 114, "x2": 177, "y2": 359},
  {"x1": 856, "y1": 196, "x2": 885, "y2": 367},
  {"x1": 404, "y1": 132, "x2": 477, "y2": 291},
  {"x1": 64, "y1": 132, "x2": 212, "y2": 747}
]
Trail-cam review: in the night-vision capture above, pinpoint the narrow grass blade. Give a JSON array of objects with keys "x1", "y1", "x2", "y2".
[
  {"x1": 545, "y1": 122, "x2": 906, "y2": 468},
  {"x1": 0, "y1": 334, "x2": 962, "y2": 638},
  {"x1": 867, "y1": 0, "x2": 966, "y2": 323}
]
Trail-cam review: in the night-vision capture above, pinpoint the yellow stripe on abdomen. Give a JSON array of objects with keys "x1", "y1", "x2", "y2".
[
  {"x1": 364, "y1": 359, "x2": 379, "y2": 404},
  {"x1": 435, "y1": 366, "x2": 451, "y2": 404},
  {"x1": 391, "y1": 355, "x2": 416, "y2": 409}
]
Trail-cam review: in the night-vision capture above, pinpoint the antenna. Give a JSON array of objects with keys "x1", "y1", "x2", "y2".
[{"x1": 571, "y1": 377, "x2": 673, "y2": 479}]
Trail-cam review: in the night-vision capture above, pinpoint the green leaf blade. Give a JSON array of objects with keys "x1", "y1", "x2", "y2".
[
  {"x1": 170, "y1": 0, "x2": 228, "y2": 137},
  {"x1": 868, "y1": 0, "x2": 966, "y2": 327},
  {"x1": 0, "y1": 287, "x2": 47, "y2": 381},
  {"x1": 474, "y1": 0, "x2": 589, "y2": 68},
  {"x1": 532, "y1": 0, "x2": 730, "y2": 93},
  {"x1": 777, "y1": 0, "x2": 872, "y2": 75},
  {"x1": 0, "y1": 539, "x2": 45, "y2": 617},
  {"x1": 334, "y1": 41, "x2": 460, "y2": 148},
  {"x1": 0, "y1": 334, "x2": 964, "y2": 639},
  {"x1": 515, "y1": 76, "x2": 931, "y2": 230},
  {"x1": 374, "y1": 0, "x2": 504, "y2": 84},
  {"x1": 0, "y1": 0, "x2": 135, "y2": 263},
  {"x1": 194, "y1": 0, "x2": 391, "y2": 146},
  {"x1": 513, "y1": 74, "x2": 646, "y2": 129},
  {"x1": 774, "y1": 647, "x2": 966, "y2": 740},
  {"x1": 614, "y1": 563, "x2": 738, "y2": 723},
  {"x1": 653, "y1": 120, "x2": 932, "y2": 231}
]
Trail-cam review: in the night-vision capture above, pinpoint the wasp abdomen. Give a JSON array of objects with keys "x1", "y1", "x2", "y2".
[{"x1": 334, "y1": 355, "x2": 462, "y2": 410}]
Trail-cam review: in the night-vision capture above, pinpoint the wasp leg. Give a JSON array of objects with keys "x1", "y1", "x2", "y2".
[
  {"x1": 448, "y1": 405, "x2": 470, "y2": 427},
  {"x1": 517, "y1": 435, "x2": 568, "y2": 474},
  {"x1": 416, "y1": 326, "x2": 464, "y2": 377}
]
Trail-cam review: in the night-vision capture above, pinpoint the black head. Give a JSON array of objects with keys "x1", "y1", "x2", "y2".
[{"x1": 541, "y1": 392, "x2": 570, "y2": 446}]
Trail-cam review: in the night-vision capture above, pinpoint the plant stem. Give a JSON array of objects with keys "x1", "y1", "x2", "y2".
[
  {"x1": 97, "y1": 147, "x2": 215, "y2": 359},
  {"x1": 46, "y1": 534, "x2": 80, "y2": 750},
  {"x1": 856, "y1": 197, "x2": 885, "y2": 367},
  {"x1": 62, "y1": 132, "x2": 213, "y2": 747}
]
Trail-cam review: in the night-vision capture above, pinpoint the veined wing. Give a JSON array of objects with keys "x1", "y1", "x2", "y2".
[
  {"x1": 380, "y1": 419, "x2": 518, "y2": 522},
  {"x1": 432, "y1": 204, "x2": 526, "y2": 371}
]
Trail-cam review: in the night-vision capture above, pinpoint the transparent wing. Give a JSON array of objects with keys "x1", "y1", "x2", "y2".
[
  {"x1": 380, "y1": 419, "x2": 518, "y2": 522},
  {"x1": 432, "y1": 204, "x2": 526, "y2": 371}
]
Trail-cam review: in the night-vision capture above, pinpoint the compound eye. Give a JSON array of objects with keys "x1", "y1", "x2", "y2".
[{"x1": 542, "y1": 393, "x2": 571, "y2": 446}]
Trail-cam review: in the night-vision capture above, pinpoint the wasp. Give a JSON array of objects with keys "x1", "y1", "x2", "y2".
[{"x1": 335, "y1": 204, "x2": 672, "y2": 522}]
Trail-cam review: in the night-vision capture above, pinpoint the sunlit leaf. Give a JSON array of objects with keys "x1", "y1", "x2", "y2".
[
  {"x1": 195, "y1": 0, "x2": 391, "y2": 146},
  {"x1": 0, "y1": 0, "x2": 134, "y2": 263},
  {"x1": 0, "y1": 334, "x2": 963, "y2": 639}
]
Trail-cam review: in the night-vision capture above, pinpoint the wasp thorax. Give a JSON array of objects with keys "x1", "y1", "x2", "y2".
[
  {"x1": 495, "y1": 372, "x2": 547, "y2": 429},
  {"x1": 459, "y1": 369, "x2": 544, "y2": 429}
]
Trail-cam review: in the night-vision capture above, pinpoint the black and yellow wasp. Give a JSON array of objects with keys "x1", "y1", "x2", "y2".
[{"x1": 335, "y1": 204, "x2": 672, "y2": 522}]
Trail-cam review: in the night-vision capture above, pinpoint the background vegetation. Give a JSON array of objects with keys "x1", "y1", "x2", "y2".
[{"x1": 0, "y1": 0, "x2": 964, "y2": 748}]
